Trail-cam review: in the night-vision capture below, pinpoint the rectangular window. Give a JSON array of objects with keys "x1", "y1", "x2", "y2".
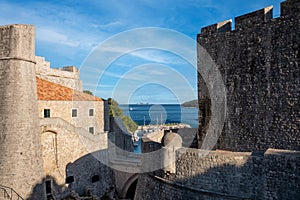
[
  {"x1": 44, "y1": 109, "x2": 50, "y2": 118},
  {"x1": 89, "y1": 127, "x2": 94, "y2": 134},
  {"x1": 72, "y1": 109, "x2": 77, "y2": 117},
  {"x1": 89, "y1": 109, "x2": 94, "y2": 116}
]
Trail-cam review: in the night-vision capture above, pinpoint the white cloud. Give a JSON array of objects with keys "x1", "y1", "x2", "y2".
[{"x1": 37, "y1": 28, "x2": 80, "y2": 47}]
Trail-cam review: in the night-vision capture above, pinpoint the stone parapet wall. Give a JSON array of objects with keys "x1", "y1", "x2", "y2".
[
  {"x1": 135, "y1": 148, "x2": 300, "y2": 200},
  {"x1": 109, "y1": 117, "x2": 134, "y2": 153}
]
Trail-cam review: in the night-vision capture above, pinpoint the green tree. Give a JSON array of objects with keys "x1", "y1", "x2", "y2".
[
  {"x1": 83, "y1": 90, "x2": 93, "y2": 95},
  {"x1": 108, "y1": 98, "x2": 138, "y2": 133}
]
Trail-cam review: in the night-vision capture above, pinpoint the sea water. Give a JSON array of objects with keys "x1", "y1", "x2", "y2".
[
  {"x1": 119, "y1": 104, "x2": 198, "y2": 154},
  {"x1": 119, "y1": 104, "x2": 198, "y2": 128}
]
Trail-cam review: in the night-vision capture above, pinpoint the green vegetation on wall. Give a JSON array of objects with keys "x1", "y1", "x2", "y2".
[
  {"x1": 108, "y1": 98, "x2": 138, "y2": 133},
  {"x1": 83, "y1": 90, "x2": 93, "y2": 95}
]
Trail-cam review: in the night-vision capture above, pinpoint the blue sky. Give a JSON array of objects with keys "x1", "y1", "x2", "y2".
[{"x1": 0, "y1": 0, "x2": 283, "y2": 104}]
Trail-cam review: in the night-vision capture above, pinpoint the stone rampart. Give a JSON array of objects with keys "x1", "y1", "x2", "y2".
[
  {"x1": 0, "y1": 24, "x2": 44, "y2": 199},
  {"x1": 135, "y1": 148, "x2": 300, "y2": 200},
  {"x1": 197, "y1": 0, "x2": 300, "y2": 151}
]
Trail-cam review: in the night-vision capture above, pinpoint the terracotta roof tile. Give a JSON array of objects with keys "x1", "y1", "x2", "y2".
[{"x1": 36, "y1": 77, "x2": 102, "y2": 101}]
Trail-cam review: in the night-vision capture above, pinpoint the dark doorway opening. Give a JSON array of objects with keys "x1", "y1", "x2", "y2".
[{"x1": 125, "y1": 179, "x2": 138, "y2": 200}]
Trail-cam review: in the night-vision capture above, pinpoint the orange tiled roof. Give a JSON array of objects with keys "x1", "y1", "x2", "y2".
[{"x1": 36, "y1": 77, "x2": 102, "y2": 101}]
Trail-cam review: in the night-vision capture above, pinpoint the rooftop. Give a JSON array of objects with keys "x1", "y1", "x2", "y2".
[{"x1": 36, "y1": 77, "x2": 102, "y2": 101}]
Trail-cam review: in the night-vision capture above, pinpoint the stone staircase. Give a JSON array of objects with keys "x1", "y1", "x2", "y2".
[{"x1": 0, "y1": 185, "x2": 23, "y2": 200}]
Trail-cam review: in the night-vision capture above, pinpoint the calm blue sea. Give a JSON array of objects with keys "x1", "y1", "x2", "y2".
[{"x1": 119, "y1": 104, "x2": 198, "y2": 128}]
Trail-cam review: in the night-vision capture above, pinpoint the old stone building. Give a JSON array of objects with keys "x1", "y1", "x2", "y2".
[
  {"x1": 0, "y1": 24, "x2": 113, "y2": 199},
  {"x1": 37, "y1": 77, "x2": 106, "y2": 134}
]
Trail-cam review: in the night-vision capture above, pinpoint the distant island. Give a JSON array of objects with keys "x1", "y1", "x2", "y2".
[{"x1": 181, "y1": 99, "x2": 198, "y2": 107}]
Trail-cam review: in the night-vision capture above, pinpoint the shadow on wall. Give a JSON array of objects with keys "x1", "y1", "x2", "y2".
[
  {"x1": 27, "y1": 175, "x2": 68, "y2": 200},
  {"x1": 27, "y1": 149, "x2": 116, "y2": 200},
  {"x1": 66, "y1": 151, "x2": 115, "y2": 198},
  {"x1": 135, "y1": 149, "x2": 300, "y2": 200}
]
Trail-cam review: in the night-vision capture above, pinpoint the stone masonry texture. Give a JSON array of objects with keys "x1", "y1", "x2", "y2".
[
  {"x1": 135, "y1": 148, "x2": 300, "y2": 200},
  {"x1": 0, "y1": 24, "x2": 44, "y2": 199},
  {"x1": 197, "y1": 0, "x2": 300, "y2": 151}
]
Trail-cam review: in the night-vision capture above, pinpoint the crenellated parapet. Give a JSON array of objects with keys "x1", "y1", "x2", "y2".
[
  {"x1": 200, "y1": 19, "x2": 232, "y2": 35},
  {"x1": 281, "y1": 0, "x2": 300, "y2": 17},
  {"x1": 35, "y1": 56, "x2": 82, "y2": 91},
  {"x1": 199, "y1": 0, "x2": 299, "y2": 35},
  {"x1": 235, "y1": 6, "x2": 273, "y2": 30}
]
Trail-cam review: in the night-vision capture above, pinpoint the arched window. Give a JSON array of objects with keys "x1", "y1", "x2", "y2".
[{"x1": 91, "y1": 175, "x2": 100, "y2": 183}]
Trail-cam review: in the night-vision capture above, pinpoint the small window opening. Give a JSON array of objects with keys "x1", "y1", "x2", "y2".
[
  {"x1": 89, "y1": 109, "x2": 94, "y2": 116},
  {"x1": 89, "y1": 127, "x2": 94, "y2": 134},
  {"x1": 91, "y1": 175, "x2": 100, "y2": 183},
  {"x1": 44, "y1": 109, "x2": 50, "y2": 118},
  {"x1": 72, "y1": 109, "x2": 77, "y2": 117}
]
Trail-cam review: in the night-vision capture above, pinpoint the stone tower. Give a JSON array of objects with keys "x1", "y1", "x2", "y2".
[{"x1": 0, "y1": 24, "x2": 44, "y2": 199}]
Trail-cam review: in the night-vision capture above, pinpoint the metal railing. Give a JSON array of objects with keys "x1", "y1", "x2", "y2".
[{"x1": 0, "y1": 185, "x2": 24, "y2": 200}]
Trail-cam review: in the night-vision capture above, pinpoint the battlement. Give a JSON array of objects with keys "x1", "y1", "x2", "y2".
[
  {"x1": 200, "y1": 0, "x2": 299, "y2": 35},
  {"x1": 200, "y1": 19, "x2": 232, "y2": 35},
  {"x1": 281, "y1": 0, "x2": 300, "y2": 17},
  {"x1": 235, "y1": 6, "x2": 273, "y2": 30},
  {"x1": 62, "y1": 66, "x2": 79, "y2": 72},
  {"x1": 35, "y1": 56, "x2": 82, "y2": 91}
]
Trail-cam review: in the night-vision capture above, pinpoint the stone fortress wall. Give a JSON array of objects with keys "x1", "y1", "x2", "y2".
[
  {"x1": 135, "y1": 1, "x2": 300, "y2": 199},
  {"x1": 0, "y1": 24, "x2": 44, "y2": 199},
  {"x1": 35, "y1": 56, "x2": 82, "y2": 91},
  {"x1": 197, "y1": 0, "x2": 299, "y2": 152},
  {"x1": 136, "y1": 148, "x2": 300, "y2": 200}
]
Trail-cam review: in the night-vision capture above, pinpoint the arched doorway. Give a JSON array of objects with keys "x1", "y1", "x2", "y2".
[
  {"x1": 125, "y1": 179, "x2": 138, "y2": 200},
  {"x1": 121, "y1": 174, "x2": 139, "y2": 200}
]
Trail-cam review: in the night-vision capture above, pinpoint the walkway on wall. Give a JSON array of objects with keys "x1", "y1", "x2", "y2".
[{"x1": 109, "y1": 151, "x2": 142, "y2": 173}]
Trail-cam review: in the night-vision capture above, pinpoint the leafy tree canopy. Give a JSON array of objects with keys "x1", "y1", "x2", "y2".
[{"x1": 108, "y1": 98, "x2": 138, "y2": 133}]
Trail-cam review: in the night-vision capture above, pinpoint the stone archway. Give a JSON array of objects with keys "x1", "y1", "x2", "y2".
[{"x1": 120, "y1": 173, "x2": 139, "y2": 199}]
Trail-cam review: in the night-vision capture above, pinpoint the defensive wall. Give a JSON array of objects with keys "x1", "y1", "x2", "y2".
[
  {"x1": 135, "y1": 148, "x2": 300, "y2": 200},
  {"x1": 197, "y1": 0, "x2": 299, "y2": 151},
  {"x1": 135, "y1": 1, "x2": 300, "y2": 199},
  {"x1": 35, "y1": 56, "x2": 82, "y2": 91},
  {"x1": 0, "y1": 24, "x2": 44, "y2": 199},
  {"x1": 109, "y1": 117, "x2": 134, "y2": 152}
]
